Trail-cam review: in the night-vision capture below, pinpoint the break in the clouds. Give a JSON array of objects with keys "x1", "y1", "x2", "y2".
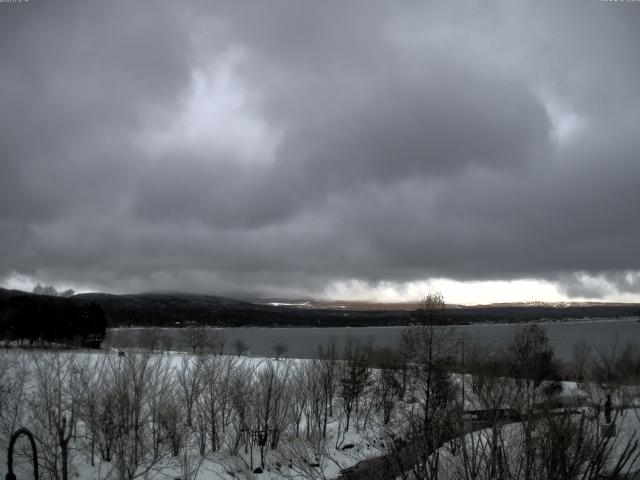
[{"x1": 1, "y1": 1, "x2": 640, "y2": 303}]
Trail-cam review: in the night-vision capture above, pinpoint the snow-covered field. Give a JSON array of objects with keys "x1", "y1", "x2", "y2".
[
  {"x1": 0, "y1": 349, "x2": 389, "y2": 480},
  {"x1": 1, "y1": 347, "x2": 639, "y2": 480}
]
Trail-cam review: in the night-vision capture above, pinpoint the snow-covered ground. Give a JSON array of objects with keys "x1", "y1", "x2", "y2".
[
  {"x1": 1, "y1": 348, "x2": 639, "y2": 480},
  {"x1": 0, "y1": 349, "x2": 386, "y2": 480}
]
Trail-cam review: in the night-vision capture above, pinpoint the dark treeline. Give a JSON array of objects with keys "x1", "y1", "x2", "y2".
[
  {"x1": 0, "y1": 292, "x2": 107, "y2": 348},
  {"x1": 71, "y1": 293, "x2": 640, "y2": 327},
  {"x1": 1, "y1": 287, "x2": 639, "y2": 330}
]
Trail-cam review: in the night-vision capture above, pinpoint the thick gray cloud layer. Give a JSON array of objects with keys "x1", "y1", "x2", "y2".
[{"x1": 1, "y1": 0, "x2": 639, "y2": 299}]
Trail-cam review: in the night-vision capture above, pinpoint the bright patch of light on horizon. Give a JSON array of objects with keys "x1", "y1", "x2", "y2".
[
  {"x1": 320, "y1": 278, "x2": 568, "y2": 305},
  {"x1": 4, "y1": 272, "x2": 640, "y2": 305},
  {"x1": 0, "y1": 273, "x2": 88, "y2": 295},
  {"x1": 320, "y1": 276, "x2": 640, "y2": 304}
]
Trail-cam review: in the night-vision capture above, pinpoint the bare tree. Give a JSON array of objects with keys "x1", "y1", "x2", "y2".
[
  {"x1": 441, "y1": 395, "x2": 640, "y2": 480},
  {"x1": 250, "y1": 360, "x2": 292, "y2": 467},
  {"x1": 392, "y1": 331, "x2": 640, "y2": 480},
  {"x1": 147, "y1": 352, "x2": 176, "y2": 458},
  {"x1": 411, "y1": 291, "x2": 447, "y2": 325},
  {"x1": 317, "y1": 339, "x2": 339, "y2": 424},
  {"x1": 105, "y1": 350, "x2": 175, "y2": 480},
  {"x1": 338, "y1": 338, "x2": 371, "y2": 433},
  {"x1": 229, "y1": 361, "x2": 255, "y2": 455},
  {"x1": 571, "y1": 339, "x2": 592, "y2": 386},
  {"x1": 289, "y1": 361, "x2": 310, "y2": 438},
  {"x1": 158, "y1": 395, "x2": 183, "y2": 457},
  {"x1": 77, "y1": 355, "x2": 110, "y2": 467},
  {"x1": 206, "y1": 329, "x2": 226, "y2": 355},
  {"x1": 395, "y1": 292, "x2": 458, "y2": 479},
  {"x1": 504, "y1": 324, "x2": 559, "y2": 480},
  {"x1": 176, "y1": 355, "x2": 204, "y2": 428},
  {"x1": 273, "y1": 343, "x2": 288, "y2": 359},
  {"x1": 457, "y1": 343, "x2": 519, "y2": 480},
  {"x1": 161, "y1": 332, "x2": 173, "y2": 352},
  {"x1": 200, "y1": 355, "x2": 239, "y2": 452},
  {"x1": 30, "y1": 352, "x2": 81, "y2": 480},
  {"x1": 32, "y1": 283, "x2": 58, "y2": 296},
  {"x1": 506, "y1": 324, "x2": 559, "y2": 412},
  {"x1": 591, "y1": 339, "x2": 640, "y2": 422},
  {"x1": 232, "y1": 339, "x2": 250, "y2": 357},
  {"x1": 0, "y1": 352, "x2": 30, "y2": 448},
  {"x1": 181, "y1": 326, "x2": 206, "y2": 354},
  {"x1": 370, "y1": 346, "x2": 405, "y2": 426},
  {"x1": 179, "y1": 431, "x2": 206, "y2": 480},
  {"x1": 93, "y1": 382, "x2": 119, "y2": 464},
  {"x1": 305, "y1": 359, "x2": 329, "y2": 443},
  {"x1": 139, "y1": 327, "x2": 163, "y2": 351}
]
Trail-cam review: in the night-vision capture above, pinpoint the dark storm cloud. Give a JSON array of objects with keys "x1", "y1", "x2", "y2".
[
  {"x1": 0, "y1": 0, "x2": 192, "y2": 220},
  {"x1": 1, "y1": 1, "x2": 640, "y2": 299}
]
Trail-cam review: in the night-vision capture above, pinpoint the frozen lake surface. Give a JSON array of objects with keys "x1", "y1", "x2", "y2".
[{"x1": 107, "y1": 317, "x2": 640, "y2": 360}]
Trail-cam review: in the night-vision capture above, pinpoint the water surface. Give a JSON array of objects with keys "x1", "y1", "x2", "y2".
[{"x1": 107, "y1": 317, "x2": 640, "y2": 360}]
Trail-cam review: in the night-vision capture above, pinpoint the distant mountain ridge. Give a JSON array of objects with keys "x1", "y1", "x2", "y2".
[
  {"x1": 1, "y1": 287, "x2": 639, "y2": 328},
  {"x1": 245, "y1": 297, "x2": 640, "y2": 311}
]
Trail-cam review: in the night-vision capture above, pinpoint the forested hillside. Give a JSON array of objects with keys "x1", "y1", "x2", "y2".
[{"x1": 1, "y1": 288, "x2": 639, "y2": 335}]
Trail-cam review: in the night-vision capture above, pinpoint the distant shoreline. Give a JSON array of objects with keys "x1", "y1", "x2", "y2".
[{"x1": 109, "y1": 315, "x2": 640, "y2": 330}]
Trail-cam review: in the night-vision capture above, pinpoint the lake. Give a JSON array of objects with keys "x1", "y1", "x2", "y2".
[{"x1": 106, "y1": 317, "x2": 640, "y2": 360}]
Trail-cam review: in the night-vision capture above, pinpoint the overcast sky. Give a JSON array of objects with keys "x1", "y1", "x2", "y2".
[{"x1": 1, "y1": 1, "x2": 639, "y2": 304}]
